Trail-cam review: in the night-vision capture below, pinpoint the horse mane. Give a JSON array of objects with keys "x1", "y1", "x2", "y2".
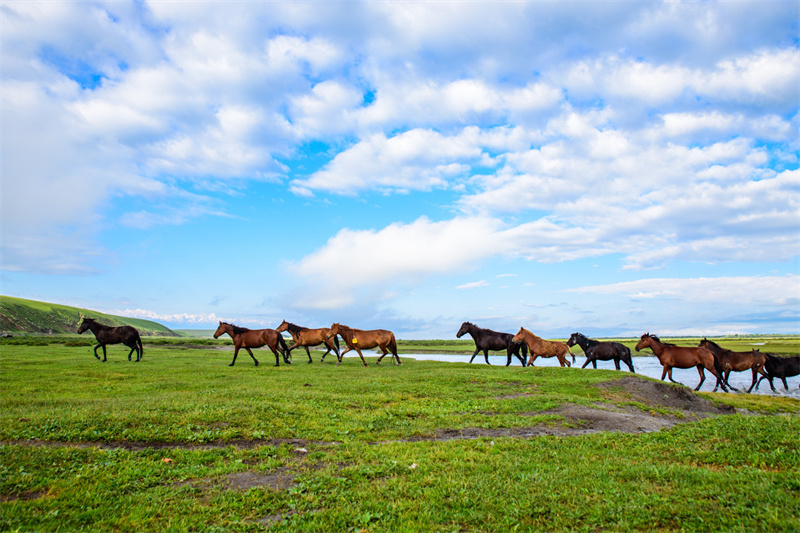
[
  {"x1": 522, "y1": 327, "x2": 541, "y2": 340},
  {"x1": 645, "y1": 333, "x2": 676, "y2": 347},
  {"x1": 225, "y1": 323, "x2": 250, "y2": 335},
  {"x1": 284, "y1": 322, "x2": 307, "y2": 334},
  {"x1": 701, "y1": 338, "x2": 725, "y2": 351}
]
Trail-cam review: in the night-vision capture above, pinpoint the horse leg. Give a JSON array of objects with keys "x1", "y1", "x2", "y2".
[
  {"x1": 243, "y1": 347, "x2": 260, "y2": 367},
  {"x1": 93, "y1": 344, "x2": 102, "y2": 361},
  {"x1": 695, "y1": 366, "x2": 706, "y2": 391},
  {"x1": 749, "y1": 367, "x2": 768, "y2": 393},
  {"x1": 304, "y1": 346, "x2": 312, "y2": 364},
  {"x1": 483, "y1": 349, "x2": 491, "y2": 365},
  {"x1": 723, "y1": 370, "x2": 738, "y2": 392},
  {"x1": 581, "y1": 358, "x2": 591, "y2": 369},
  {"x1": 527, "y1": 353, "x2": 537, "y2": 366},
  {"x1": 781, "y1": 377, "x2": 789, "y2": 390},
  {"x1": 127, "y1": 344, "x2": 136, "y2": 362},
  {"x1": 336, "y1": 347, "x2": 351, "y2": 365},
  {"x1": 376, "y1": 345, "x2": 388, "y2": 365},
  {"x1": 625, "y1": 357, "x2": 635, "y2": 373},
  {"x1": 468, "y1": 347, "x2": 481, "y2": 364},
  {"x1": 265, "y1": 347, "x2": 280, "y2": 367},
  {"x1": 613, "y1": 358, "x2": 621, "y2": 371},
  {"x1": 355, "y1": 347, "x2": 368, "y2": 367},
  {"x1": 229, "y1": 346, "x2": 240, "y2": 366},
  {"x1": 101, "y1": 344, "x2": 107, "y2": 362}
]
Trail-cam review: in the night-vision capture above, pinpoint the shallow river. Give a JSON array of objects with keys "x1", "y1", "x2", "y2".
[{"x1": 392, "y1": 352, "x2": 800, "y2": 399}]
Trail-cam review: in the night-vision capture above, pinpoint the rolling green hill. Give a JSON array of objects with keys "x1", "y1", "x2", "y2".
[{"x1": 0, "y1": 295, "x2": 179, "y2": 337}]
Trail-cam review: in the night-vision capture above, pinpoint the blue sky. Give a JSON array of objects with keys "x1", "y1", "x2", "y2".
[{"x1": 1, "y1": 1, "x2": 798, "y2": 338}]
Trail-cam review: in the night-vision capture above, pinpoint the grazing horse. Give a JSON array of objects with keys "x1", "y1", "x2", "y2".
[
  {"x1": 755, "y1": 353, "x2": 800, "y2": 392},
  {"x1": 567, "y1": 332, "x2": 634, "y2": 373},
  {"x1": 512, "y1": 328, "x2": 573, "y2": 367},
  {"x1": 698, "y1": 338, "x2": 768, "y2": 393},
  {"x1": 456, "y1": 322, "x2": 528, "y2": 366},
  {"x1": 635, "y1": 333, "x2": 728, "y2": 392},
  {"x1": 275, "y1": 320, "x2": 340, "y2": 363},
  {"x1": 327, "y1": 323, "x2": 400, "y2": 366},
  {"x1": 77, "y1": 317, "x2": 143, "y2": 362},
  {"x1": 213, "y1": 321, "x2": 289, "y2": 367}
]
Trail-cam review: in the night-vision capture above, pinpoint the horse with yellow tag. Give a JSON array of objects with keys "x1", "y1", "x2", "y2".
[{"x1": 327, "y1": 323, "x2": 401, "y2": 366}]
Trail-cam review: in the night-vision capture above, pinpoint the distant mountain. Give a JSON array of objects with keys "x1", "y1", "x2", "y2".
[{"x1": 0, "y1": 295, "x2": 179, "y2": 336}]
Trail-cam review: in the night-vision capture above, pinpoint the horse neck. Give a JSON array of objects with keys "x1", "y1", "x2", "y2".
[
  {"x1": 645, "y1": 337, "x2": 667, "y2": 357},
  {"x1": 577, "y1": 334, "x2": 594, "y2": 348},
  {"x1": 85, "y1": 321, "x2": 107, "y2": 335}
]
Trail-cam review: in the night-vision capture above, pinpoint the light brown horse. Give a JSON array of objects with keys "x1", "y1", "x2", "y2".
[
  {"x1": 327, "y1": 323, "x2": 400, "y2": 367},
  {"x1": 636, "y1": 333, "x2": 728, "y2": 392},
  {"x1": 213, "y1": 321, "x2": 289, "y2": 367},
  {"x1": 699, "y1": 338, "x2": 768, "y2": 393},
  {"x1": 275, "y1": 320, "x2": 340, "y2": 363},
  {"x1": 512, "y1": 328, "x2": 573, "y2": 367}
]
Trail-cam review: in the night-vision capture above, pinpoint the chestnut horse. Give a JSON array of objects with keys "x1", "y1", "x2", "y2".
[
  {"x1": 78, "y1": 317, "x2": 143, "y2": 362},
  {"x1": 327, "y1": 323, "x2": 400, "y2": 367},
  {"x1": 698, "y1": 338, "x2": 768, "y2": 393},
  {"x1": 276, "y1": 320, "x2": 340, "y2": 363},
  {"x1": 512, "y1": 328, "x2": 573, "y2": 367},
  {"x1": 635, "y1": 333, "x2": 728, "y2": 392},
  {"x1": 213, "y1": 321, "x2": 289, "y2": 367}
]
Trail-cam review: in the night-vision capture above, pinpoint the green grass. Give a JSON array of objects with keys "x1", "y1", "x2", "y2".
[
  {"x1": 0, "y1": 295, "x2": 178, "y2": 337},
  {"x1": 1, "y1": 344, "x2": 799, "y2": 532}
]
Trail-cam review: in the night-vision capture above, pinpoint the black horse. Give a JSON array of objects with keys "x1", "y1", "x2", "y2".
[
  {"x1": 456, "y1": 322, "x2": 527, "y2": 366},
  {"x1": 566, "y1": 332, "x2": 635, "y2": 373},
  {"x1": 77, "y1": 317, "x2": 143, "y2": 362},
  {"x1": 755, "y1": 353, "x2": 800, "y2": 392}
]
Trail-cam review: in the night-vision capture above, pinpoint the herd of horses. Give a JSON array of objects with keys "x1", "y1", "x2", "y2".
[{"x1": 76, "y1": 317, "x2": 799, "y2": 394}]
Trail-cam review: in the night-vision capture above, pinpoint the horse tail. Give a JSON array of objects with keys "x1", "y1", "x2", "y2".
[
  {"x1": 389, "y1": 333, "x2": 398, "y2": 355},
  {"x1": 623, "y1": 346, "x2": 634, "y2": 372},
  {"x1": 138, "y1": 334, "x2": 144, "y2": 359},
  {"x1": 277, "y1": 333, "x2": 289, "y2": 356},
  {"x1": 567, "y1": 345, "x2": 575, "y2": 364}
]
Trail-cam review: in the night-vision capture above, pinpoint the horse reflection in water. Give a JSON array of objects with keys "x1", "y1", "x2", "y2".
[{"x1": 213, "y1": 321, "x2": 289, "y2": 367}]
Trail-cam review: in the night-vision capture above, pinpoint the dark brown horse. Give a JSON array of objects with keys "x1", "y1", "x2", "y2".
[
  {"x1": 511, "y1": 328, "x2": 573, "y2": 367},
  {"x1": 756, "y1": 353, "x2": 800, "y2": 392},
  {"x1": 636, "y1": 333, "x2": 728, "y2": 392},
  {"x1": 78, "y1": 317, "x2": 143, "y2": 362},
  {"x1": 327, "y1": 323, "x2": 400, "y2": 367},
  {"x1": 275, "y1": 320, "x2": 340, "y2": 363},
  {"x1": 456, "y1": 322, "x2": 527, "y2": 366},
  {"x1": 698, "y1": 338, "x2": 768, "y2": 393},
  {"x1": 213, "y1": 321, "x2": 289, "y2": 367}
]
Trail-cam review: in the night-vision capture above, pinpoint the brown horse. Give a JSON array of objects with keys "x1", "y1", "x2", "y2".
[
  {"x1": 275, "y1": 320, "x2": 340, "y2": 363},
  {"x1": 327, "y1": 323, "x2": 400, "y2": 367},
  {"x1": 213, "y1": 321, "x2": 289, "y2": 367},
  {"x1": 511, "y1": 328, "x2": 573, "y2": 367},
  {"x1": 698, "y1": 338, "x2": 768, "y2": 393},
  {"x1": 636, "y1": 333, "x2": 728, "y2": 392}
]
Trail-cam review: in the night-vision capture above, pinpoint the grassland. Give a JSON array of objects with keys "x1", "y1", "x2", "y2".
[
  {"x1": 0, "y1": 295, "x2": 178, "y2": 337},
  {"x1": 1, "y1": 341, "x2": 799, "y2": 532}
]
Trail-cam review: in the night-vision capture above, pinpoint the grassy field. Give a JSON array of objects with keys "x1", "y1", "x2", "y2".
[
  {"x1": 1, "y1": 342, "x2": 799, "y2": 532},
  {"x1": 0, "y1": 295, "x2": 178, "y2": 337}
]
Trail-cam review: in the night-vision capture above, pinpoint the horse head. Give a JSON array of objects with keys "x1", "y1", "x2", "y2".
[
  {"x1": 456, "y1": 322, "x2": 472, "y2": 338},
  {"x1": 511, "y1": 327, "x2": 526, "y2": 344},
  {"x1": 327, "y1": 323, "x2": 341, "y2": 339},
  {"x1": 77, "y1": 317, "x2": 94, "y2": 334},
  {"x1": 275, "y1": 320, "x2": 289, "y2": 333},
  {"x1": 635, "y1": 333, "x2": 657, "y2": 352},
  {"x1": 213, "y1": 321, "x2": 228, "y2": 339},
  {"x1": 566, "y1": 332, "x2": 583, "y2": 347}
]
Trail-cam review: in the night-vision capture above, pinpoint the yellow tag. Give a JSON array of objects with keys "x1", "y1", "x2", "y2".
[{"x1": 352, "y1": 337, "x2": 358, "y2": 344}]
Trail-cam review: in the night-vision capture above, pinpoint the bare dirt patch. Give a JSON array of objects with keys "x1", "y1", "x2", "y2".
[{"x1": 401, "y1": 375, "x2": 736, "y2": 442}]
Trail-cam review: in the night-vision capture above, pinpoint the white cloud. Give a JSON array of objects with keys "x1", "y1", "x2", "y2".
[
  {"x1": 456, "y1": 280, "x2": 489, "y2": 290},
  {"x1": 568, "y1": 275, "x2": 800, "y2": 308}
]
